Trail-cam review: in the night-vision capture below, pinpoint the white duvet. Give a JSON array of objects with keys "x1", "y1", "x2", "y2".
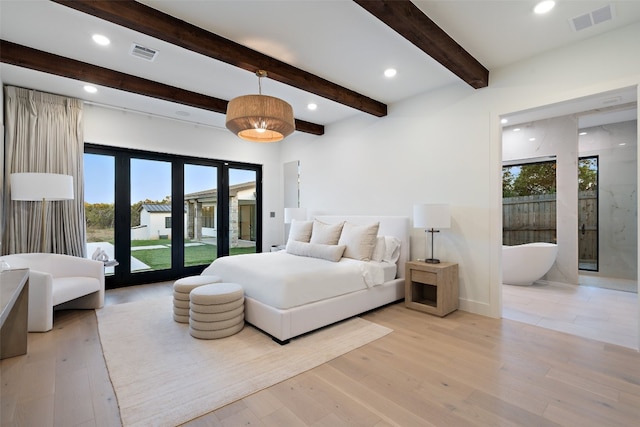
[{"x1": 201, "y1": 251, "x2": 395, "y2": 309}]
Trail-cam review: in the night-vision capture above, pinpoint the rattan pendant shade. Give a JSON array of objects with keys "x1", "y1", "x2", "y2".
[{"x1": 225, "y1": 71, "x2": 295, "y2": 143}]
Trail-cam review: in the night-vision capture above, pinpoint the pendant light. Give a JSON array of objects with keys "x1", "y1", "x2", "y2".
[{"x1": 225, "y1": 70, "x2": 295, "y2": 142}]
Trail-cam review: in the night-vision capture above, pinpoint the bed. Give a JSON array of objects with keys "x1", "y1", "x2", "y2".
[{"x1": 201, "y1": 215, "x2": 409, "y2": 343}]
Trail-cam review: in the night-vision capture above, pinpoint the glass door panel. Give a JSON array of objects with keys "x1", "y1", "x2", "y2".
[
  {"x1": 578, "y1": 156, "x2": 599, "y2": 271},
  {"x1": 184, "y1": 164, "x2": 218, "y2": 267},
  {"x1": 84, "y1": 153, "x2": 116, "y2": 275},
  {"x1": 230, "y1": 168, "x2": 257, "y2": 255},
  {"x1": 130, "y1": 158, "x2": 172, "y2": 272}
]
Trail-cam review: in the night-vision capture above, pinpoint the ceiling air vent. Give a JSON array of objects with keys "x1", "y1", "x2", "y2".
[
  {"x1": 130, "y1": 43, "x2": 158, "y2": 61},
  {"x1": 570, "y1": 4, "x2": 614, "y2": 32}
]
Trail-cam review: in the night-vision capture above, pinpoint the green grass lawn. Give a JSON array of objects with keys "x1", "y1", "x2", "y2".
[{"x1": 131, "y1": 240, "x2": 256, "y2": 270}]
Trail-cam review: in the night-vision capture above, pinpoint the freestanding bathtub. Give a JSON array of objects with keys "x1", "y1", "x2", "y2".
[{"x1": 502, "y1": 242, "x2": 558, "y2": 286}]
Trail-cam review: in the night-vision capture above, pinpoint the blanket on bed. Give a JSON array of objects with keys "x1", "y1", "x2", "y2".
[{"x1": 201, "y1": 251, "x2": 387, "y2": 309}]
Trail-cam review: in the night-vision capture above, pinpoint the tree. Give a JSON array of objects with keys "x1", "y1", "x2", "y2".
[
  {"x1": 578, "y1": 158, "x2": 598, "y2": 191},
  {"x1": 510, "y1": 162, "x2": 556, "y2": 196},
  {"x1": 85, "y1": 202, "x2": 114, "y2": 229},
  {"x1": 502, "y1": 168, "x2": 516, "y2": 197}
]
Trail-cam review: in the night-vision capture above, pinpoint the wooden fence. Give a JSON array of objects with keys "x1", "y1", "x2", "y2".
[{"x1": 503, "y1": 191, "x2": 597, "y2": 263}]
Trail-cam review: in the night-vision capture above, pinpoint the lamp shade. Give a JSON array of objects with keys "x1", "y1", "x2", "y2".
[
  {"x1": 226, "y1": 94, "x2": 295, "y2": 143},
  {"x1": 284, "y1": 207, "x2": 307, "y2": 224},
  {"x1": 413, "y1": 204, "x2": 450, "y2": 229},
  {"x1": 10, "y1": 173, "x2": 74, "y2": 201}
]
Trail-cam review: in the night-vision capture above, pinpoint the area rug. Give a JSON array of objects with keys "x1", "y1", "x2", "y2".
[{"x1": 96, "y1": 295, "x2": 392, "y2": 426}]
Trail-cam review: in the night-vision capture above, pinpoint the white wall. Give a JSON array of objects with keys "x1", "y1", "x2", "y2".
[
  {"x1": 83, "y1": 105, "x2": 284, "y2": 250},
  {"x1": 281, "y1": 22, "x2": 640, "y2": 319}
]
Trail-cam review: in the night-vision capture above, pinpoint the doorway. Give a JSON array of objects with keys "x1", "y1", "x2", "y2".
[
  {"x1": 500, "y1": 86, "x2": 638, "y2": 348},
  {"x1": 84, "y1": 144, "x2": 262, "y2": 288}
]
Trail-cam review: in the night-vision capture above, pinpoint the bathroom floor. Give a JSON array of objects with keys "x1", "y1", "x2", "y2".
[{"x1": 502, "y1": 280, "x2": 639, "y2": 349}]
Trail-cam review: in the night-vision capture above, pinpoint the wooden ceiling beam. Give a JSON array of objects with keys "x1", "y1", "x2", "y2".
[
  {"x1": 51, "y1": 0, "x2": 388, "y2": 118},
  {"x1": 353, "y1": 0, "x2": 489, "y2": 89},
  {"x1": 0, "y1": 40, "x2": 325, "y2": 136}
]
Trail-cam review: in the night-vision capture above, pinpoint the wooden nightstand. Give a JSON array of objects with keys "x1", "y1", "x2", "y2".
[{"x1": 405, "y1": 261, "x2": 459, "y2": 317}]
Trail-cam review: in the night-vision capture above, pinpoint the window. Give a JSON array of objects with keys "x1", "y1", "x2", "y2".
[
  {"x1": 578, "y1": 156, "x2": 599, "y2": 271},
  {"x1": 84, "y1": 144, "x2": 262, "y2": 288},
  {"x1": 502, "y1": 160, "x2": 557, "y2": 245}
]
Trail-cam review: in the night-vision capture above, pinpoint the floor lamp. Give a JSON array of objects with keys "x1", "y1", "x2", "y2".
[
  {"x1": 10, "y1": 173, "x2": 74, "y2": 252},
  {"x1": 413, "y1": 204, "x2": 451, "y2": 264}
]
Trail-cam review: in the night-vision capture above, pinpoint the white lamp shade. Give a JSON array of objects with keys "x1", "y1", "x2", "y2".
[
  {"x1": 284, "y1": 207, "x2": 307, "y2": 223},
  {"x1": 10, "y1": 173, "x2": 74, "y2": 201},
  {"x1": 413, "y1": 204, "x2": 451, "y2": 229}
]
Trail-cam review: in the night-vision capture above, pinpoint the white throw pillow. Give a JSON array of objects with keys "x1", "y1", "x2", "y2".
[
  {"x1": 309, "y1": 220, "x2": 344, "y2": 245},
  {"x1": 288, "y1": 219, "x2": 313, "y2": 243},
  {"x1": 383, "y1": 236, "x2": 401, "y2": 263},
  {"x1": 286, "y1": 240, "x2": 346, "y2": 262},
  {"x1": 371, "y1": 236, "x2": 386, "y2": 262},
  {"x1": 338, "y1": 222, "x2": 380, "y2": 261}
]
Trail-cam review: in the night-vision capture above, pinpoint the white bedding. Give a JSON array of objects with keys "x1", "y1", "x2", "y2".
[{"x1": 202, "y1": 251, "x2": 395, "y2": 310}]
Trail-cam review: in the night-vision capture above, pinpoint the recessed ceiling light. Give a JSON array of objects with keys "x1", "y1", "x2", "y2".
[
  {"x1": 307, "y1": 103, "x2": 318, "y2": 111},
  {"x1": 534, "y1": 1, "x2": 555, "y2": 15},
  {"x1": 501, "y1": 118, "x2": 508, "y2": 124},
  {"x1": 529, "y1": 137, "x2": 536, "y2": 141},
  {"x1": 92, "y1": 34, "x2": 110, "y2": 46},
  {"x1": 83, "y1": 85, "x2": 97, "y2": 94},
  {"x1": 579, "y1": 131, "x2": 588, "y2": 136},
  {"x1": 513, "y1": 128, "x2": 521, "y2": 132},
  {"x1": 619, "y1": 142, "x2": 627, "y2": 146},
  {"x1": 384, "y1": 68, "x2": 397, "y2": 78}
]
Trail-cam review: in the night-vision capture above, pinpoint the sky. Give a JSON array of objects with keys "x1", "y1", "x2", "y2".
[{"x1": 84, "y1": 153, "x2": 256, "y2": 204}]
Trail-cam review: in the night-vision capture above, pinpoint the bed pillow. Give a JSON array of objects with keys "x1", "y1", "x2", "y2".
[
  {"x1": 383, "y1": 236, "x2": 402, "y2": 263},
  {"x1": 371, "y1": 236, "x2": 386, "y2": 262},
  {"x1": 338, "y1": 222, "x2": 380, "y2": 261},
  {"x1": 286, "y1": 240, "x2": 346, "y2": 262},
  {"x1": 309, "y1": 220, "x2": 344, "y2": 245},
  {"x1": 288, "y1": 219, "x2": 313, "y2": 243}
]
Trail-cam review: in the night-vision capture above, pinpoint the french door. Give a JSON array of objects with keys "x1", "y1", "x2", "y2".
[{"x1": 84, "y1": 144, "x2": 262, "y2": 289}]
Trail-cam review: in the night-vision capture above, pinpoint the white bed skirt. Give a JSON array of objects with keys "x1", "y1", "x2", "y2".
[{"x1": 244, "y1": 277, "x2": 404, "y2": 342}]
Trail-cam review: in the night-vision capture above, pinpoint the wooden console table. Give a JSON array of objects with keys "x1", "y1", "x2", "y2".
[{"x1": 1, "y1": 268, "x2": 29, "y2": 359}]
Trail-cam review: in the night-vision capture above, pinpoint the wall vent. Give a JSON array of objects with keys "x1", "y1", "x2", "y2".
[
  {"x1": 570, "y1": 4, "x2": 614, "y2": 32},
  {"x1": 130, "y1": 43, "x2": 158, "y2": 61}
]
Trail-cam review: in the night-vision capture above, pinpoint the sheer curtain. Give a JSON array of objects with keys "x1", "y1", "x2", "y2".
[{"x1": 2, "y1": 86, "x2": 86, "y2": 256}]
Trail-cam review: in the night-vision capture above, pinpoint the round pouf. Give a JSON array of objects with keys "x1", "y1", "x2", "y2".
[
  {"x1": 172, "y1": 275, "x2": 221, "y2": 323},
  {"x1": 189, "y1": 283, "x2": 244, "y2": 339}
]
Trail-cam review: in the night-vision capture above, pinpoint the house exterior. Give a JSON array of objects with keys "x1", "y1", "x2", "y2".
[
  {"x1": 133, "y1": 203, "x2": 178, "y2": 240},
  {"x1": 184, "y1": 181, "x2": 256, "y2": 246}
]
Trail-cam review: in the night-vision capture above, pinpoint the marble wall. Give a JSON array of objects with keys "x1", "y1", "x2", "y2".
[
  {"x1": 579, "y1": 120, "x2": 638, "y2": 281},
  {"x1": 503, "y1": 116, "x2": 580, "y2": 285}
]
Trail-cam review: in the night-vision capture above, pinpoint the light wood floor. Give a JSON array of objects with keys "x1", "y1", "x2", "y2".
[
  {"x1": 503, "y1": 280, "x2": 639, "y2": 349},
  {"x1": 2, "y1": 282, "x2": 640, "y2": 427}
]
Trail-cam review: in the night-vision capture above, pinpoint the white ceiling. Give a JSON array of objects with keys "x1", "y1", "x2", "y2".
[{"x1": 1, "y1": 1, "x2": 639, "y2": 132}]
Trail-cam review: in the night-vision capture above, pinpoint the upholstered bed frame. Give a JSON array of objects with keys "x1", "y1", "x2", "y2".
[{"x1": 244, "y1": 215, "x2": 409, "y2": 344}]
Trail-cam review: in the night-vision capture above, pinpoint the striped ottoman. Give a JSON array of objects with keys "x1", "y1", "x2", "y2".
[
  {"x1": 172, "y1": 275, "x2": 221, "y2": 323},
  {"x1": 189, "y1": 283, "x2": 244, "y2": 339}
]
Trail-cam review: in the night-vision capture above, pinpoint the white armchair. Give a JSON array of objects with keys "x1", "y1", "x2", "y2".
[{"x1": 1, "y1": 253, "x2": 105, "y2": 332}]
